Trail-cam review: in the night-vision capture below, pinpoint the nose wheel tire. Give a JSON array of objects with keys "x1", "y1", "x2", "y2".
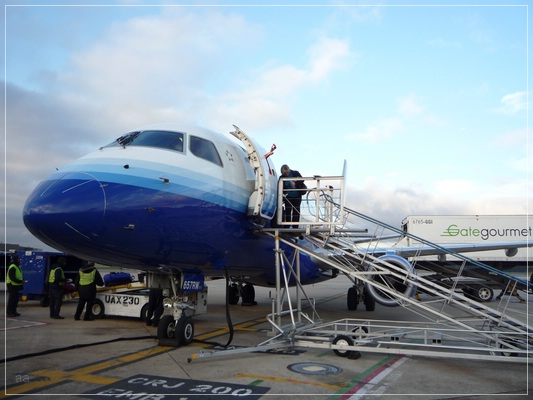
[
  {"x1": 157, "y1": 315, "x2": 177, "y2": 339},
  {"x1": 175, "y1": 316, "x2": 195, "y2": 345}
]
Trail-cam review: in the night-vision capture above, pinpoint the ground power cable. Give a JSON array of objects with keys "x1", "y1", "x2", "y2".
[
  {"x1": 192, "y1": 267, "x2": 235, "y2": 348},
  {"x1": 2, "y1": 335, "x2": 157, "y2": 363}
]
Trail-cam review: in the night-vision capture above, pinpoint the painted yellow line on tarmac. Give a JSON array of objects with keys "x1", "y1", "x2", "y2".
[
  {"x1": 2, "y1": 346, "x2": 172, "y2": 397},
  {"x1": 236, "y1": 373, "x2": 343, "y2": 390},
  {"x1": 194, "y1": 318, "x2": 268, "y2": 341},
  {"x1": 3, "y1": 317, "x2": 269, "y2": 397},
  {"x1": 33, "y1": 369, "x2": 119, "y2": 385}
]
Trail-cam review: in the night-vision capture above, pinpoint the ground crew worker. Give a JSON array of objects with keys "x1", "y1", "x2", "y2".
[
  {"x1": 48, "y1": 257, "x2": 67, "y2": 319},
  {"x1": 74, "y1": 261, "x2": 104, "y2": 321},
  {"x1": 280, "y1": 164, "x2": 307, "y2": 229},
  {"x1": 145, "y1": 274, "x2": 164, "y2": 327},
  {"x1": 6, "y1": 254, "x2": 26, "y2": 317},
  {"x1": 146, "y1": 287, "x2": 164, "y2": 327}
]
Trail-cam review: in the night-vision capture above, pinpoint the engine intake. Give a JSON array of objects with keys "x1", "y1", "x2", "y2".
[{"x1": 365, "y1": 254, "x2": 417, "y2": 307}]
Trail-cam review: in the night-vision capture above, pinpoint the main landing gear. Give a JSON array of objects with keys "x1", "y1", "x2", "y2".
[
  {"x1": 347, "y1": 282, "x2": 376, "y2": 311},
  {"x1": 149, "y1": 271, "x2": 207, "y2": 347},
  {"x1": 228, "y1": 282, "x2": 257, "y2": 306}
]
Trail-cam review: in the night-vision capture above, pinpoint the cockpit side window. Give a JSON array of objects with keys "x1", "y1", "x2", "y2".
[
  {"x1": 189, "y1": 136, "x2": 223, "y2": 166},
  {"x1": 104, "y1": 130, "x2": 184, "y2": 152}
]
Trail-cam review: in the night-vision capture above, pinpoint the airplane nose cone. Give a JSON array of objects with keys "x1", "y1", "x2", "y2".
[{"x1": 23, "y1": 172, "x2": 106, "y2": 249}]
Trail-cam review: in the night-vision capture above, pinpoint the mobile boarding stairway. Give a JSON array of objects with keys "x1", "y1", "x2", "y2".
[
  {"x1": 190, "y1": 128, "x2": 531, "y2": 363},
  {"x1": 190, "y1": 173, "x2": 532, "y2": 364}
]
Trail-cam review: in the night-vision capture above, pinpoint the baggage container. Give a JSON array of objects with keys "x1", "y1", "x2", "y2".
[
  {"x1": 14, "y1": 251, "x2": 85, "y2": 306},
  {"x1": 103, "y1": 272, "x2": 133, "y2": 287}
]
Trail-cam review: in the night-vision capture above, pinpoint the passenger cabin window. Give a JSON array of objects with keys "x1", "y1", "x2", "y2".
[
  {"x1": 105, "y1": 130, "x2": 184, "y2": 152},
  {"x1": 189, "y1": 136, "x2": 223, "y2": 166}
]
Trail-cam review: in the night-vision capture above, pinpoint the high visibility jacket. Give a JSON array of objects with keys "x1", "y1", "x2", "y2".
[
  {"x1": 7, "y1": 263, "x2": 23, "y2": 286},
  {"x1": 48, "y1": 267, "x2": 65, "y2": 284},
  {"x1": 78, "y1": 269, "x2": 96, "y2": 286}
]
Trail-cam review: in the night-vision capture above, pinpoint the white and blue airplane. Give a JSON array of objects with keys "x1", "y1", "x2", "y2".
[
  {"x1": 23, "y1": 124, "x2": 308, "y2": 286},
  {"x1": 22, "y1": 124, "x2": 530, "y2": 345},
  {"x1": 23, "y1": 124, "x2": 334, "y2": 343}
]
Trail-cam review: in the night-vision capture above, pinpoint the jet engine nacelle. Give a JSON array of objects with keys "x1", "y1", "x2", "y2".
[{"x1": 365, "y1": 254, "x2": 417, "y2": 307}]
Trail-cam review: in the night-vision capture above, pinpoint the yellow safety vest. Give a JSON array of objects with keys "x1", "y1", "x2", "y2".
[
  {"x1": 49, "y1": 267, "x2": 65, "y2": 283},
  {"x1": 6, "y1": 263, "x2": 23, "y2": 286},
  {"x1": 78, "y1": 269, "x2": 96, "y2": 286}
]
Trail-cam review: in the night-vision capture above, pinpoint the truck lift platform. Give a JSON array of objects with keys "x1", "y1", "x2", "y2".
[{"x1": 189, "y1": 174, "x2": 532, "y2": 364}]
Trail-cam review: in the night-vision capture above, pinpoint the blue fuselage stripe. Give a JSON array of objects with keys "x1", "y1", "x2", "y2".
[{"x1": 52, "y1": 160, "x2": 250, "y2": 212}]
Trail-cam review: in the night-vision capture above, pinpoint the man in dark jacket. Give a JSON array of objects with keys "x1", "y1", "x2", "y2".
[
  {"x1": 48, "y1": 257, "x2": 66, "y2": 319},
  {"x1": 145, "y1": 274, "x2": 164, "y2": 327},
  {"x1": 6, "y1": 254, "x2": 25, "y2": 317},
  {"x1": 280, "y1": 164, "x2": 306, "y2": 228},
  {"x1": 74, "y1": 261, "x2": 104, "y2": 321}
]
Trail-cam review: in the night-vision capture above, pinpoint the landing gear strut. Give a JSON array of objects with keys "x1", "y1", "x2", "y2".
[
  {"x1": 149, "y1": 271, "x2": 207, "y2": 347},
  {"x1": 228, "y1": 281, "x2": 257, "y2": 306},
  {"x1": 347, "y1": 282, "x2": 375, "y2": 311}
]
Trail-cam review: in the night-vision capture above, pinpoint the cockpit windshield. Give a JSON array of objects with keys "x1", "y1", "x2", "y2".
[
  {"x1": 103, "y1": 129, "x2": 223, "y2": 167},
  {"x1": 105, "y1": 130, "x2": 184, "y2": 152},
  {"x1": 189, "y1": 135, "x2": 223, "y2": 166}
]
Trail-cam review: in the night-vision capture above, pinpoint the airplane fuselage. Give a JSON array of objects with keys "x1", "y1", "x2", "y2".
[{"x1": 23, "y1": 125, "x2": 327, "y2": 286}]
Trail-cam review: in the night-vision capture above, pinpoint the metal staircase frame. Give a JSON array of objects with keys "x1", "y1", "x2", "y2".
[{"x1": 189, "y1": 175, "x2": 531, "y2": 363}]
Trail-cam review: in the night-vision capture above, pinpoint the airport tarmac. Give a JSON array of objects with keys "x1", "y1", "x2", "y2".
[{"x1": 2, "y1": 275, "x2": 532, "y2": 399}]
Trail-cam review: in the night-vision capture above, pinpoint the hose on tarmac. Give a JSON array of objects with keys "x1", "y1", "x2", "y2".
[
  {"x1": 5, "y1": 271, "x2": 238, "y2": 361},
  {"x1": 2, "y1": 335, "x2": 157, "y2": 363},
  {"x1": 191, "y1": 267, "x2": 235, "y2": 348},
  {"x1": 222, "y1": 266, "x2": 235, "y2": 347}
]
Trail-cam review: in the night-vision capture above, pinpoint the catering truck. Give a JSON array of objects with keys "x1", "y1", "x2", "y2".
[
  {"x1": 401, "y1": 215, "x2": 531, "y2": 273},
  {"x1": 398, "y1": 215, "x2": 531, "y2": 301}
]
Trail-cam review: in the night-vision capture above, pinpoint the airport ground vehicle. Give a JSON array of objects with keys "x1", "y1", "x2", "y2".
[
  {"x1": 401, "y1": 215, "x2": 530, "y2": 269},
  {"x1": 8, "y1": 251, "x2": 85, "y2": 306},
  {"x1": 92, "y1": 288, "x2": 150, "y2": 320},
  {"x1": 399, "y1": 215, "x2": 531, "y2": 301},
  {"x1": 92, "y1": 283, "x2": 208, "y2": 323}
]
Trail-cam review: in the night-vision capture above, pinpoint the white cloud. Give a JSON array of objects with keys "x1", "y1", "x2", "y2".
[
  {"x1": 207, "y1": 36, "x2": 354, "y2": 130},
  {"x1": 57, "y1": 9, "x2": 260, "y2": 128},
  {"x1": 347, "y1": 117, "x2": 404, "y2": 143},
  {"x1": 346, "y1": 93, "x2": 425, "y2": 143},
  {"x1": 344, "y1": 176, "x2": 530, "y2": 231},
  {"x1": 307, "y1": 37, "x2": 354, "y2": 81},
  {"x1": 398, "y1": 94, "x2": 424, "y2": 116},
  {"x1": 496, "y1": 91, "x2": 528, "y2": 115},
  {"x1": 5, "y1": 8, "x2": 357, "y2": 249},
  {"x1": 52, "y1": 9, "x2": 355, "y2": 133},
  {"x1": 433, "y1": 179, "x2": 476, "y2": 195}
]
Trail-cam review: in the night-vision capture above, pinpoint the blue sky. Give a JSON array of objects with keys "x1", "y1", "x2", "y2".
[{"x1": 2, "y1": 1, "x2": 530, "y2": 250}]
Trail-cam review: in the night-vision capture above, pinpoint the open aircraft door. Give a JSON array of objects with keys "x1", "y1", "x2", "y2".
[{"x1": 231, "y1": 125, "x2": 277, "y2": 221}]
